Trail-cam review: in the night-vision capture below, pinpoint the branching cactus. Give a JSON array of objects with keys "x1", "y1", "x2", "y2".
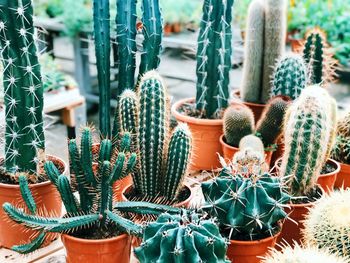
[
  {"x1": 135, "y1": 210, "x2": 230, "y2": 263},
  {"x1": 223, "y1": 105, "x2": 255, "y2": 147},
  {"x1": 280, "y1": 86, "x2": 336, "y2": 196},
  {"x1": 271, "y1": 55, "x2": 307, "y2": 100},
  {"x1": 195, "y1": 0, "x2": 234, "y2": 119},
  {"x1": 0, "y1": 0, "x2": 45, "y2": 174}
]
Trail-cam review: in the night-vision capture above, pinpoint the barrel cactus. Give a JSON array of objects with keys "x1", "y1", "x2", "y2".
[
  {"x1": 331, "y1": 111, "x2": 350, "y2": 164},
  {"x1": 135, "y1": 210, "x2": 230, "y2": 263}
]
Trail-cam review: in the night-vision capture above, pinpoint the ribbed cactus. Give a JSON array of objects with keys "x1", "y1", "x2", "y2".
[
  {"x1": 135, "y1": 210, "x2": 230, "y2": 263},
  {"x1": 303, "y1": 190, "x2": 350, "y2": 258},
  {"x1": 223, "y1": 105, "x2": 255, "y2": 147},
  {"x1": 240, "y1": 0, "x2": 265, "y2": 103},
  {"x1": 0, "y1": 0, "x2": 45, "y2": 174},
  {"x1": 271, "y1": 55, "x2": 307, "y2": 100},
  {"x1": 280, "y1": 86, "x2": 336, "y2": 196},
  {"x1": 195, "y1": 0, "x2": 234, "y2": 119},
  {"x1": 256, "y1": 96, "x2": 290, "y2": 146},
  {"x1": 331, "y1": 111, "x2": 350, "y2": 164},
  {"x1": 202, "y1": 170, "x2": 290, "y2": 239}
]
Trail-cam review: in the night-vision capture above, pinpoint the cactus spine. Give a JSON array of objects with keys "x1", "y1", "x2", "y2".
[
  {"x1": 195, "y1": 0, "x2": 234, "y2": 119},
  {"x1": 331, "y1": 111, "x2": 350, "y2": 164},
  {"x1": 0, "y1": 0, "x2": 45, "y2": 174},
  {"x1": 271, "y1": 55, "x2": 307, "y2": 100}
]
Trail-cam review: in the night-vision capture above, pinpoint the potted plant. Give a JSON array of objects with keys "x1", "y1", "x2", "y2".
[
  {"x1": 0, "y1": 0, "x2": 67, "y2": 248},
  {"x1": 171, "y1": 0, "x2": 234, "y2": 170}
]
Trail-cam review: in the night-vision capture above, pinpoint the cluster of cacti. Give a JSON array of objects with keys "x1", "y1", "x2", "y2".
[
  {"x1": 0, "y1": 0, "x2": 45, "y2": 175},
  {"x1": 331, "y1": 111, "x2": 350, "y2": 164},
  {"x1": 280, "y1": 86, "x2": 337, "y2": 196},
  {"x1": 117, "y1": 71, "x2": 192, "y2": 202},
  {"x1": 271, "y1": 55, "x2": 307, "y2": 100},
  {"x1": 303, "y1": 189, "x2": 350, "y2": 258},
  {"x1": 195, "y1": 0, "x2": 234, "y2": 119},
  {"x1": 201, "y1": 169, "x2": 290, "y2": 239},
  {"x1": 241, "y1": 0, "x2": 287, "y2": 104},
  {"x1": 135, "y1": 210, "x2": 230, "y2": 263}
]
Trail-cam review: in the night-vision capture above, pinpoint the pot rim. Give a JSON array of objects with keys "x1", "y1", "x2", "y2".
[
  {"x1": 319, "y1": 158, "x2": 340, "y2": 178},
  {"x1": 61, "y1": 233, "x2": 129, "y2": 244},
  {"x1": 229, "y1": 230, "x2": 280, "y2": 245},
  {"x1": 219, "y1": 134, "x2": 238, "y2": 151},
  {"x1": 171, "y1": 98, "x2": 223, "y2": 126}
]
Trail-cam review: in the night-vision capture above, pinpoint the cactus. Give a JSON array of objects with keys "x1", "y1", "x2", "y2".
[
  {"x1": 223, "y1": 105, "x2": 255, "y2": 147},
  {"x1": 261, "y1": 0, "x2": 287, "y2": 103},
  {"x1": 256, "y1": 96, "x2": 290, "y2": 146},
  {"x1": 240, "y1": 0, "x2": 265, "y2": 103},
  {"x1": 202, "y1": 170, "x2": 290, "y2": 240},
  {"x1": 280, "y1": 86, "x2": 336, "y2": 196},
  {"x1": 331, "y1": 111, "x2": 350, "y2": 164},
  {"x1": 195, "y1": 0, "x2": 234, "y2": 119},
  {"x1": 0, "y1": 0, "x2": 45, "y2": 174},
  {"x1": 263, "y1": 244, "x2": 349, "y2": 263},
  {"x1": 239, "y1": 134, "x2": 265, "y2": 153},
  {"x1": 271, "y1": 55, "x2": 307, "y2": 100},
  {"x1": 303, "y1": 189, "x2": 350, "y2": 258},
  {"x1": 232, "y1": 148, "x2": 267, "y2": 176},
  {"x1": 135, "y1": 210, "x2": 230, "y2": 263}
]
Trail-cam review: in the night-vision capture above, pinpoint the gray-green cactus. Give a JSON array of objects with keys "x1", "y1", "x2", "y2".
[
  {"x1": 0, "y1": 0, "x2": 45, "y2": 174},
  {"x1": 195, "y1": 0, "x2": 234, "y2": 119},
  {"x1": 331, "y1": 111, "x2": 350, "y2": 164}
]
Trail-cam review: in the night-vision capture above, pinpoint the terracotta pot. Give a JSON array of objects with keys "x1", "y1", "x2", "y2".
[
  {"x1": 232, "y1": 90, "x2": 265, "y2": 122},
  {"x1": 172, "y1": 98, "x2": 223, "y2": 170},
  {"x1": 227, "y1": 232, "x2": 280, "y2": 263},
  {"x1": 317, "y1": 159, "x2": 340, "y2": 194},
  {"x1": 61, "y1": 233, "x2": 131, "y2": 263},
  {"x1": 334, "y1": 162, "x2": 350, "y2": 189},
  {"x1": 171, "y1": 22, "x2": 182, "y2": 33},
  {"x1": 113, "y1": 175, "x2": 133, "y2": 202},
  {"x1": 0, "y1": 155, "x2": 67, "y2": 249},
  {"x1": 164, "y1": 23, "x2": 172, "y2": 36}
]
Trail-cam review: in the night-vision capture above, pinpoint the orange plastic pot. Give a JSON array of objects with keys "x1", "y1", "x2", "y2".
[
  {"x1": 0, "y1": 155, "x2": 67, "y2": 248},
  {"x1": 232, "y1": 90, "x2": 266, "y2": 122},
  {"x1": 317, "y1": 159, "x2": 340, "y2": 194},
  {"x1": 334, "y1": 162, "x2": 350, "y2": 189},
  {"x1": 113, "y1": 175, "x2": 133, "y2": 202},
  {"x1": 61, "y1": 233, "x2": 131, "y2": 263},
  {"x1": 227, "y1": 232, "x2": 280, "y2": 263},
  {"x1": 172, "y1": 98, "x2": 223, "y2": 170}
]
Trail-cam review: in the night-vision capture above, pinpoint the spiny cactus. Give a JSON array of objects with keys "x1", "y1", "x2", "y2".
[
  {"x1": 223, "y1": 105, "x2": 255, "y2": 147},
  {"x1": 232, "y1": 147, "x2": 267, "y2": 176},
  {"x1": 0, "y1": 0, "x2": 45, "y2": 174},
  {"x1": 239, "y1": 134, "x2": 265, "y2": 153},
  {"x1": 135, "y1": 210, "x2": 230, "y2": 263},
  {"x1": 280, "y1": 86, "x2": 336, "y2": 196},
  {"x1": 271, "y1": 55, "x2": 307, "y2": 100},
  {"x1": 202, "y1": 170, "x2": 290, "y2": 240},
  {"x1": 195, "y1": 0, "x2": 234, "y2": 119},
  {"x1": 331, "y1": 111, "x2": 350, "y2": 164},
  {"x1": 256, "y1": 96, "x2": 290, "y2": 146},
  {"x1": 303, "y1": 189, "x2": 350, "y2": 258},
  {"x1": 263, "y1": 244, "x2": 349, "y2": 263}
]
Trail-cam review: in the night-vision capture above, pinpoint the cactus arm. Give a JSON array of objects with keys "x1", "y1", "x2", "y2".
[
  {"x1": 80, "y1": 128, "x2": 96, "y2": 186},
  {"x1": 44, "y1": 161, "x2": 61, "y2": 186},
  {"x1": 119, "y1": 132, "x2": 131, "y2": 153},
  {"x1": 118, "y1": 90, "x2": 138, "y2": 135},
  {"x1": 18, "y1": 175, "x2": 36, "y2": 214},
  {"x1": 116, "y1": 0, "x2": 137, "y2": 93},
  {"x1": 110, "y1": 152, "x2": 126, "y2": 183},
  {"x1": 57, "y1": 175, "x2": 79, "y2": 214},
  {"x1": 48, "y1": 215, "x2": 101, "y2": 232},
  {"x1": 11, "y1": 231, "x2": 46, "y2": 254},
  {"x1": 93, "y1": 0, "x2": 111, "y2": 137},
  {"x1": 106, "y1": 210, "x2": 142, "y2": 237},
  {"x1": 125, "y1": 152, "x2": 137, "y2": 174},
  {"x1": 113, "y1": 201, "x2": 181, "y2": 215},
  {"x1": 303, "y1": 32, "x2": 324, "y2": 85},
  {"x1": 99, "y1": 161, "x2": 111, "y2": 221},
  {"x1": 98, "y1": 139, "x2": 112, "y2": 163}
]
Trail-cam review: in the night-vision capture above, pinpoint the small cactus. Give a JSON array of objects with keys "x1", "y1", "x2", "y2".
[
  {"x1": 239, "y1": 134, "x2": 265, "y2": 154},
  {"x1": 331, "y1": 111, "x2": 350, "y2": 164},
  {"x1": 223, "y1": 105, "x2": 255, "y2": 147},
  {"x1": 271, "y1": 55, "x2": 307, "y2": 100}
]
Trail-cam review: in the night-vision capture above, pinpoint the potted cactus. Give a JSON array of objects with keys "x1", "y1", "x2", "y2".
[
  {"x1": 0, "y1": 0, "x2": 67, "y2": 248},
  {"x1": 172, "y1": 0, "x2": 234, "y2": 170}
]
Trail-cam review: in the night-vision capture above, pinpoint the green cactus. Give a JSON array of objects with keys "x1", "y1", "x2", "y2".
[
  {"x1": 280, "y1": 86, "x2": 336, "y2": 196},
  {"x1": 202, "y1": 169, "x2": 290, "y2": 240},
  {"x1": 135, "y1": 210, "x2": 230, "y2": 263},
  {"x1": 256, "y1": 96, "x2": 290, "y2": 146},
  {"x1": 271, "y1": 55, "x2": 307, "y2": 100},
  {"x1": 223, "y1": 105, "x2": 255, "y2": 147},
  {"x1": 0, "y1": 0, "x2": 45, "y2": 174},
  {"x1": 331, "y1": 111, "x2": 350, "y2": 164},
  {"x1": 195, "y1": 0, "x2": 234, "y2": 119}
]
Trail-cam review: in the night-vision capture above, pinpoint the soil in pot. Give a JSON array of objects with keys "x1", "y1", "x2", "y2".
[{"x1": 334, "y1": 162, "x2": 350, "y2": 189}]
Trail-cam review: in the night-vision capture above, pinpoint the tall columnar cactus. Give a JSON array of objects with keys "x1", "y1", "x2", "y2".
[
  {"x1": 331, "y1": 111, "x2": 350, "y2": 164},
  {"x1": 135, "y1": 210, "x2": 230, "y2": 263},
  {"x1": 303, "y1": 190, "x2": 350, "y2": 258},
  {"x1": 0, "y1": 0, "x2": 45, "y2": 174},
  {"x1": 280, "y1": 86, "x2": 336, "y2": 196},
  {"x1": 195, "y1": 0, "x2": 234, "y2": 119},
  {"x1": 271, "y1": 55, "x2": 307, "y2": 100},
  {"x1": 223, "y1": 105, "x2": 255, "y2": 147},
  {"x1": 261, "y1": 0, "x2": 287, "y2": 103},
  {"x1": 256, "y1": 96, "x2": 290, "y2": 146},
  {"x1": 240, "y1": 0, "x2": 265, "y2": 103}
]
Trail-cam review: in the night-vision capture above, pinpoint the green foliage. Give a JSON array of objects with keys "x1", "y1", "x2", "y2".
[{"x1": 135, "y1": 210, "x2": 230, "y2": 263}]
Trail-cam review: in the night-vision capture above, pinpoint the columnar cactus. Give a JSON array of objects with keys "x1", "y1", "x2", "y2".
[
  {"x1": 202, "y1": 170, "x2": 290, "y2": 239},
  {"x1": 135, "y1": 210, "x2": 230, "y2": 263},
  {"x1": 280, "y1": 86, "x2": 336, "y2": 196},
  {"x1": 271, "y1": 55, "x2": 307, "y2": 100},
  {"x1": 331, "y1": 111, "x2": 350, "y2": 164},
  {"x1": 303, "y1": 189, "x2": 350, "y2": 258},
  {"x1": 0, "y1": 0, "x2": 45, "y2": 174},
  {"x1": 195, "y1": 0, "x2": 234, "y2": 119},
  {"x1": 223, "y1": 105, "x2": 255, "y2": 147}
]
